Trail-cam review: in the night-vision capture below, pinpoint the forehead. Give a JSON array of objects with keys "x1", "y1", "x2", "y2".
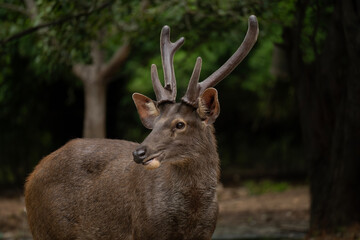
[{"x1": 159, "y1": 103, "x2": 196, "y2": 120}]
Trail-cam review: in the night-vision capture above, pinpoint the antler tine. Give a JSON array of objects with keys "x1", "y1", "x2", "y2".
[
  {"x1": 200, "y1": 15, "x2": 259, "y2": 92},
  {"x1": 181, "y1": 57, "x2": 202, "y2": 106},
  {"x1": 182, "y1": 15, "x2": 259, "y2": 107},
  {"x1": 152, "y1": 25, "x2": 184, "y2": 104}
]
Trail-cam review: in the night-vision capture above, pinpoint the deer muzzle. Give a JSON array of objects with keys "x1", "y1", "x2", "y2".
[{"x1": 132, "y1": 146, "x2": 162, "y2": 170}]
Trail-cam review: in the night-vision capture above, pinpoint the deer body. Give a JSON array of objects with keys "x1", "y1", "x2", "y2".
[
  {"x1": 26, "y1": 137, "x2": 219, "y2": 240},
  {"x1": 25, "y1": 16, "x2": 258, "y2": 240}
]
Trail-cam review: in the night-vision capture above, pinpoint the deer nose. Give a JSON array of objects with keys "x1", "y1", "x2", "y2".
[{"x1": 133, "y1": 146, "x2": 147, "y2": 164}]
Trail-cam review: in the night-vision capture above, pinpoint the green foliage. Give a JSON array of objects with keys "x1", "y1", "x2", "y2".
[
  {"x1": 300, "y1": 2, "x2": 334, "y2": 63},
  {"x1": 244, "y1": 180, "x2": 289, "y2": 195}
]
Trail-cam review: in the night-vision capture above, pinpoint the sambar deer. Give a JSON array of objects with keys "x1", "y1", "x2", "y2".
[{"x1": 25, "y1": 15, "x2": 258, "y2": 240}]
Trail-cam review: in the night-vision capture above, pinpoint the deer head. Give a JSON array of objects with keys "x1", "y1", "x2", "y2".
[{"x1": 132, "y1": 16, "x2": 259, "y2": 169}]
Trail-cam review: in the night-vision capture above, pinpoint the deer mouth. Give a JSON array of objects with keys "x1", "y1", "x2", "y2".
[
  {"x1": 142, "y1": 153, "x2": 163, "y2": 169},
  {"x1": 142, "y1": 153, "x2": 162, "y2": 165}
]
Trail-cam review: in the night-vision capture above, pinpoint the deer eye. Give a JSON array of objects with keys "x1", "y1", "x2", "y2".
[{"x1": 175, "y1": 121, "x2": 185, "y2": 130}]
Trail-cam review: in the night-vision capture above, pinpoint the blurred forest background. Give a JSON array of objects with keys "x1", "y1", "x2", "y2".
[{"x1": 0, "y1": 0, "x2": 359, "y2": 235}]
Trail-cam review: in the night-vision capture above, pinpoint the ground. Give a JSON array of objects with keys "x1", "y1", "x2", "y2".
[
  {"x1": 214, "y1": 185, "x2": 309, "y2": 239},
  {"x1": 0, "y1": 184, "x2": 310, "y2": 240},
  {"x1": 0, "y1": 190, "x2": 30, "y2": 240}
]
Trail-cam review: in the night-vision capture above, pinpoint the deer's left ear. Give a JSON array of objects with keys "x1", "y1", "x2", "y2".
[
  {"x1": 197, "y1": 88, "x2": 220, "y2": 125},
  {"x1": 132, "y1": 93, "x2": 160, "y2": 129}
]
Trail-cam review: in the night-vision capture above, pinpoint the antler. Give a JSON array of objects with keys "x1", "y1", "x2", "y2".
[
  {"x1": 152, "y1": 26, "x2": 184, "y2": 104},
  {"x1": 181, "y1": 15, "x2": 259, "y2": 107}
]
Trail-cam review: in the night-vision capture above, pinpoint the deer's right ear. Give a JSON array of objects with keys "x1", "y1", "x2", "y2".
[{"x1": 132, "y1": 93, "x2": 160, "y2": 129}]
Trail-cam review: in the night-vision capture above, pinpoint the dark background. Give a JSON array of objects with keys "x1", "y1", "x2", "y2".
[{"x1": 1, "y1": 0, "x2": 359, "y2": 234}]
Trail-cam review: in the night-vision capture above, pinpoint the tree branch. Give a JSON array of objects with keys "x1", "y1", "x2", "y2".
[
  {"x1": 73, "y1": 64, "x2": 88, "y2": 81},
  {"x1": 0, "y1": 3, "x2": 29, "y2": 16},
  {"x1": 0, "y1": 0, "x2": 114, "y2": 46},
  {"x1": 100, "y1": 39, "x2": 131, "y2": 82}
]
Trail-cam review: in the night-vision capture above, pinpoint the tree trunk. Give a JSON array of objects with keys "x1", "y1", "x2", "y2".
[
  {"x1": 83, "y1": 80, "x2": 107, "y2": 138},
  {"x1": 286, "y1": 0, "x2": 360, "y2": 232},
  {"x1": 73, "y1": 40, "x2": 130, "y2": 138}
]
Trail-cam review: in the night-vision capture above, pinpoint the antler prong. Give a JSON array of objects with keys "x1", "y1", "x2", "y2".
[
  {"x1": 181, "y1": 57, "x2": 202, "y2": 106},
  {"x1": 152, "y1": 25, "x2": 184, "y2": 105},
  {"x1": 151, "y1": 64, "x2": 163, "y2": 99},
  {"x1": 181, "y1": 15, "x2": 259, "y2": 107}
]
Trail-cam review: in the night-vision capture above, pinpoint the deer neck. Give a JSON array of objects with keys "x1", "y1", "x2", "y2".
[{"x1": 167, "y1": 129, "x2": 219, "y2": 189}]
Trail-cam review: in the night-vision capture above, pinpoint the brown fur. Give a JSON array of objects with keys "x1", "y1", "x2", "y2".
[{"x1": 25, "y1": 101, "x2": 220, "y2": 240}]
